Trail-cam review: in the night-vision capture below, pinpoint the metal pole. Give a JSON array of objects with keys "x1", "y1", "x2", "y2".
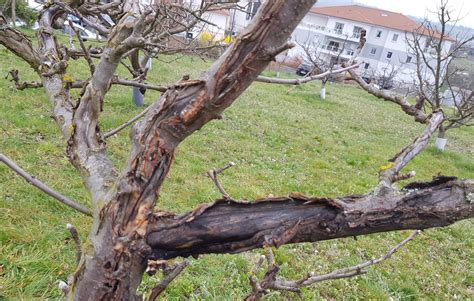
[{"x1": 11, "y1": 0, "x2": 16, "y2": 28}]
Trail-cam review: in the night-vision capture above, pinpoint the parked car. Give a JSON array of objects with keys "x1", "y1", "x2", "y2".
[
  {"x1": 9, "y1": 18, "x2": 27, "y2": 27},
  {"x1": 62, "y1": 21, "x2": 103, "y2": 41},
  {"x1": 296, "y1": 62, "x2": 312, "y2": 76}
]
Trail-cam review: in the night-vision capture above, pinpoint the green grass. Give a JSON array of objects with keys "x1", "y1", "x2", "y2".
[{"x1": 0, "y1": 35, "x2": 473, "y2": 300}]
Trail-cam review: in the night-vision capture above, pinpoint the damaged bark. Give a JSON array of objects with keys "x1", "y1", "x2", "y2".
[
  {"x1": 1, "y1": 0, "x2": 473, "y2": 299},
  {"x1": 147, "y1": 178, "x2": 473, "y2": 260}
]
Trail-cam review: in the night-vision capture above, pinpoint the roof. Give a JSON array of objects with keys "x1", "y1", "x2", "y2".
[{"x1": 309, "y1": 5, "x2": 455, "y2": 41}]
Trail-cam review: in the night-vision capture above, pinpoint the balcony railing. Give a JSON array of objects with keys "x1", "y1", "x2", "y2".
[
  {"x1": 299, "y1": 22, "x2": 361, "y2": 41},
  {"x1": 320, "y1": 45, "x2": 355, "y2": 56}
]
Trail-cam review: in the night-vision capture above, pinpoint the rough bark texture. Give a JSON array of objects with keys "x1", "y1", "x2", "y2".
[
  {"x1": 147, "y1": 178, "x2": 473, "y2": 259},
  {"x1": 1, "y1": 1, "x2": 473, "y2": 300},
  {"x1": 72, "y1": 1, "x2": 319, "y2": 300}
]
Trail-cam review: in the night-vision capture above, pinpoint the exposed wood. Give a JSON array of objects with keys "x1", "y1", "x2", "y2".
[
  {"x1": 147, "y1": 178, "x2": 473, "y2": 259},
  {"x1": 72, "y1": 1, "x2": 320, "y2": 299}
]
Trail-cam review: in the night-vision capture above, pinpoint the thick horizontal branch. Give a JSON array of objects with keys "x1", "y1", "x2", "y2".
[
  {"x1": 0, "y1": 153, "x2": 92, "y2": 216},
  {"x1": 255, "y1": 63, "x2": 361, "y2": 85},
  {"x1": 147, "y1": 177, "x2": 473, "y2": 260}
]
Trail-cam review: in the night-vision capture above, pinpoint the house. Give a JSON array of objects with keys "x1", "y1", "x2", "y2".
[{"x1": 290, "y1": 5, "x2": 455, "y2": 86}]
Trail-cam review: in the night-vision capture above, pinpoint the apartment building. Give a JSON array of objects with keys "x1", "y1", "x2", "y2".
[{"x1": 291, "y1": 5, "x2": 455, "y2": 85}]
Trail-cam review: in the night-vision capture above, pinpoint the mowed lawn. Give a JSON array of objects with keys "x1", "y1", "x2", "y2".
[{"x1": 0, "y1": 35, "x2": 473, "y2": 299}]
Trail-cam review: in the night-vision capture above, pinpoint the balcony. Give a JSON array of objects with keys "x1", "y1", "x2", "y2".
[
  {"x1": 319, "y1": 45, "x2": 355, "y2": 57},
  {"x1": 298, "y1": 22, "x2": 361, "y2": 42}
]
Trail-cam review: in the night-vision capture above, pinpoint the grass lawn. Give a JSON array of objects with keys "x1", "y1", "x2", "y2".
[{"x1": 0, "y1": 33, "x2": 473, "y2": 299}]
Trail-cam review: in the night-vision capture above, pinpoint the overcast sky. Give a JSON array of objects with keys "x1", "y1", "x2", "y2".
[{"x1": 356, "y1": 0, "x2": 474, "y2": 28}]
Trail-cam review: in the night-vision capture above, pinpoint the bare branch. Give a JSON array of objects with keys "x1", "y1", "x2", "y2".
[
  {"x1": 148, "y1": 260, "x2": 189, "y2": 301},
  {"x1": 0, "y1": 15, "x2": 41, "y2": 70},
  {"x1": 148, "y1": 177, "x2": 472, "y2": 260},
  {"x1": 272, "y1": 230, "x2": 421, "y2": 290},
  {"x1": 66, "y1": 223, "x2": 82, "y2": 265},
  {"x1": 68, "y1": 20, "x2": 95, "y2": 75},
  {"x1": 0, "y1": 153, "x2": 92, "y2": 216},
  {"x1": 379, "y1": 111, "x2": 444, "y2": 190},
  {"x1": 104, "y1": 104, "x2": 153, "y2": 139},
  {"x1": 255, "y1": 63, "x2": 361, "y2": 85},
  {"x1": 348, "y1": 68, "x2": 429, "y2": 123},
  {"x1": 206, "y1": 162, "x2": 236, "y2": 199},
  {"x1": 6, "y1": 69, "x2": 42, "y2": 90}
]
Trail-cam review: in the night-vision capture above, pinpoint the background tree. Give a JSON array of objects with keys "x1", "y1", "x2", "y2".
[
  {"x1": 0, "y1": 0, "x2": 473, "y2": 300},
  {"x1": 381, "y1": 1, "x2": 473, "y2": 151}
]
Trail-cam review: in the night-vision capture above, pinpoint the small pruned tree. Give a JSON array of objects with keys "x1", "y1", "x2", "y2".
[
  {"x1": 405, "y1": 0, "x2": 473, "y2": 149},
  {"x1": 0, "y1": 0, "x2": 473, "y2": 300}
]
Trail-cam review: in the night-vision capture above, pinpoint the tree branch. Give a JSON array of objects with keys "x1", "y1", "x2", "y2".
[
  {"x1": 378, "y1": 111, "x2": 444, "y2": 190},
  {"x1": 0, "y1": 153, "x2": 92, "y2": 216},
  {"x1": 148, "y1": 260, "x2": 189, "y2": 301},
  {"x1": 104, "y1": 104, "x2": 153, "y2": 139},
  {"x1": 147, "y1": 177, "x2": 473, "y2": 260},
  {"x1": 67, "y1": 223, "x2": 83, "y2": 264},
  {"x1": 244, "y1": 229, "x2": 420, "y2": 300},
  {"x1": 348, "y1": 68, "x2": 428, "y2": 123},
  {"x1": 255, "y1": 63, "x2": 361, "y2": 85},
  {"x1": 0, "y1": 15, "x2": 41, "y2": 70}
]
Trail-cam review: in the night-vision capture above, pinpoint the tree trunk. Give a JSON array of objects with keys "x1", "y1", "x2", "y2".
[
  {"x1": 70, "y1": 1, "x2": 319, "y2": 299},
  {"x1": 320, "y1": 81, "x2": 327, "y2": 99},
  {"x1": 435, "y1": 124, "x2": 448, "y2": 151}
]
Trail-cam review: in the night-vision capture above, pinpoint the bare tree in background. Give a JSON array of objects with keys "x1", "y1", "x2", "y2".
[
  {"x1": 295, "y1": 35, "x2": 352, "y2": 99},
  {"x1": 403, "y1": 1, "x2": 473, "y2": 150},
  {"x1": 0, "y1": 0, "x2": 473, "y2": 300}
]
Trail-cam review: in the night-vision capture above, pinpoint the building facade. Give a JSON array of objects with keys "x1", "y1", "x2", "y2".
[{"x1": 290, "y1": 5, "x2": 455, "y2": 86}]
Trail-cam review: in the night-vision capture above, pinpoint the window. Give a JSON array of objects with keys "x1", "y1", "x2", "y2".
[
  {"x1": 392, "y1": 34, "x2": 399, "y2": 42},
  {"x1": 328, "y1": 41, "x2": 340, "y2": 51},
  {"x1": 406, "y1": 56, "x2": 412, "y2": 63},
  {"x1": 364, "y1": 63, "x2": 370, "y2": 69},
  {"x1": 246, "y1": 1, "x2": 261, "y2": 20},
  {"x1": 386, "y1": 51, "x2": 393, "y2": 59},
  {"x1": 370, "y1": 47, "x2": 377, "y2": 55},
  {"x1": 376, "y1": 30, "x2": 382, "y2": 38},
  {"x1": 352, "y1": 26, "x2": 363, "y2": 38},
  {"x1": 334, "y1": 22, "x2": 344, "y2": 34}
]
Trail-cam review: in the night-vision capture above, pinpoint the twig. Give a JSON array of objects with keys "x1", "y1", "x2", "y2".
[
  {"x1": 246, "y1": 230, "x2": 421, "y2": 299},
  {"x1": 111, "y1": 77, "x2": 168, "y2": 92},
  {"x1": 66, "y1": 223, "x2": 82, "y2": 265},
  {"x1": 149, "y1": 260, "x2": 189, "y2": 301},
  {"x1": 6, "y1": 69, "x2": 42, "y2": 90},
  {"x1": 286, "y1": 230, "x2": 421, "y2": 287},
  {"x1": 104, "y1": 104, "x2": 153, "y2": 138},
  {"x1": 0, "y1": 153, "x2": 92, "y2": 216},
  {"x1": 206, "y1": 162, "x2": 235, "y2": 199},
  {"x1": 69, "y1": 20, "x2": 95, "y2": 75}
]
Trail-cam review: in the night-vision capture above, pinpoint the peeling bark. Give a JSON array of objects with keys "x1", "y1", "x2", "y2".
[
  {"x1": 72, "y1": 1, "x2": 319, "y2": 299},
  {"x1": 147, "y1": 178, "x2": 473, "y2": 260}
]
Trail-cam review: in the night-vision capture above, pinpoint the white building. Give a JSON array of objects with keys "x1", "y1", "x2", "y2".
[{"x1": 290, "y1": 5, "x2": 455, "y2": 85}]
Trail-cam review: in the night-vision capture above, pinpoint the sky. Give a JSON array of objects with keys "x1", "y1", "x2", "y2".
[{"x1": 356, "y1": 0, "x2": 474, "y2": 28}]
